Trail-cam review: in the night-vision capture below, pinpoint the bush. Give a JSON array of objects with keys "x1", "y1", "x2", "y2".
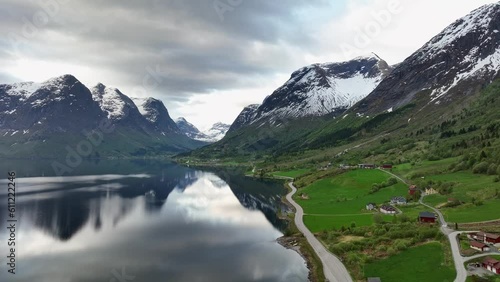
[
  {"x1": 487, "y1": 164, "x2": 498, "y2": 175},
  {"x1": 453, "y1": 161, "x2": 468, "y2": 172},
  {"x1": 473, "y1": 162, "x2": 489, "y2": 174},
  {"x1": 373, "y1": 214, "x2": 384, "y2": 224}
]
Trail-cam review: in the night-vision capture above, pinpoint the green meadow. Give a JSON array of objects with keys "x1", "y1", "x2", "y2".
[
  {"x1": 364, "y1": 242, "x2": 455, "y2": 282},
  {"x1": 295, "y1": 169, "x2": 409, "y2": 231}
]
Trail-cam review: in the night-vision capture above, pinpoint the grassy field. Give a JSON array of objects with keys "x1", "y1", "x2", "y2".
[
  {"x1": 296, "y1": 169, "x2": 409, "y2": 231},
  {"x1": 390, "y1": 158, "x2": 500, "y2": 224},
  {"x1": 416, "y1": 171, "x2": 500, "y2": 223},
  {"x1": 392, "y1": 158, "x2": 460, "y2": 178},
  {"x1": 304, "y1": 214, "x2": 392, "y2": 232},
  {"x1": 272, "y1": 169, "x2": 311, "y2": 178},
  {"x1": 398, "y1": 204, "x2": 431, "y2": 219},
  {"x1": 364, "y1": 242, "x2": 456, "y2": 282}
]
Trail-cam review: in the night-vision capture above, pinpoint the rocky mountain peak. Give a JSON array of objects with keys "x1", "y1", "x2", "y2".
[{"x1": 228, "y1": 55, "x2": 392, "y2": 132}]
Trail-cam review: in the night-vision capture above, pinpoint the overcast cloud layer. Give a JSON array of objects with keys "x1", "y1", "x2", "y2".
[{"x1": 0, "y1": 0, "x2": 496, "y2": 130}]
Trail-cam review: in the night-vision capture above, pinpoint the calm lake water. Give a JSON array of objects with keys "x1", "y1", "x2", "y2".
[{"x1": 0, "y1": 159, "x2": 308, "y2": 282}]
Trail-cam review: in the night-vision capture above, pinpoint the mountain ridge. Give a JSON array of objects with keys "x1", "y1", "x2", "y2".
[{"x1": 0, "y1": 75, "x2": 204, "y2": 157}]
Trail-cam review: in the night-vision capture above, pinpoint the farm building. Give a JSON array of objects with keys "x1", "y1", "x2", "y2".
[
  {"x1": 380, "y1": 204, "x2": 397, "y2": 215},
  {"x1": 424, "y1": 187, "x2": 438, "y2": 195},
  {"x1": 468, "y1": 232, "x2": 500, "y2": 244},
  {"x1": 470, "y1": 241, "x2": 490, "y2": 252},
  {"x1": 366, "y1": 203, "x2": 376, "y2": 211},
  {"x1": 390, "y1": 196, "x2": 407, "y2": 205},
  {"x1": 482, "y1": 257, "x2": 500, "y2": 274},
  {"x1": 380, "y1": 164, "x2": 393, "y2": 169},
  {"x1": 358, "y1": 164, "x2": 376, "y2": 169},
  {"x1": 419, "y1": 211, "x2": 436, "y2": 223}
]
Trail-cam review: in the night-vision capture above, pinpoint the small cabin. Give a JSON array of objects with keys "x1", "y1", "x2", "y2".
[{"x1": 366, "y1": 203, "x2": 376, "y2": 211}]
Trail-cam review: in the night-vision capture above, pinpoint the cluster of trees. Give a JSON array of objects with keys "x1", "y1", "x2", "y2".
[
  {"x1": 369, "y1": 177, "x2": 398, "y2": 194},
  {"x1": 450, "y1": 150, "x2": 500, "y2": 178},
  {"x1": 439, "y1": 125, "x2": 479, "y2": 139}
]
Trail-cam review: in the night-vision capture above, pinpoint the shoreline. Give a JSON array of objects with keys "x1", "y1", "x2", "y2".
[
  {"x1": 276, "y1": 236, "x2": 318, "y2": 282},
  {"x1": 279, "y1": 181, "x2": 325, "y2": 282}
]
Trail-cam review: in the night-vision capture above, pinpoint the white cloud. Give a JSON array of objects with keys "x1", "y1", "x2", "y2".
[
  {"x1": 309, "y1": 0, "x2": 496, "y2": 65},
  {"x1": 169, "y1": 73, "x2": 288, "y2": 131},
  {"x1": 0, "y1": 0, "x2": 496, "y2": 130}
]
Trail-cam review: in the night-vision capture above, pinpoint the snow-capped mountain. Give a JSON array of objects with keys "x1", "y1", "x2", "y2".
[
  {"x1": 227, "y1": 104, "x2": 259, "y2": 133},
  {"x1": 353, "y1": 2, "x2": 500, "y2": 115},
  {"x1": 0, "y1": 75, "x2": 203, "y2": 157},
  {"x1": 175, "y1": 117, "x2": 229, "y2": 142},
  {"x1": 231, "y1": 55, "x2": 392, "y2": 130},
  {"x1": 175, "y1": 117, "x2": 208, "y2": 140},
  {"x1": 91, "y1": 83, "x2": 142, "y2": 121},
  {"x1": 0, "y1": 74, "x2": 104, "y2": 132},
  {"x1": 132, "y1": 97, "x2": 180, "y2": 134},
  {"x1": 203, "y1": 122, "x2": 230, "y2": 142}
]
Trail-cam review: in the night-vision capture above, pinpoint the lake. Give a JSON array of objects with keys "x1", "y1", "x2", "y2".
[{"x1": 0, "y1": 159, "x2": 308, "y2": 282}]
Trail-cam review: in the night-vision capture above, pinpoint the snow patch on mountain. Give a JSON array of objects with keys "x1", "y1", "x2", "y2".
[
  {"x1": 131, "y1": 97, "x2": 159, "y2": 123},
  {"x1": 175, "y1": 118, "x2": 229, "y2": 142},
  {"x1": 421, "y1": 3, "x2": 499, "y2": 59},
  {"x1": 431, "y1": 46, "x2": 500, "y2": 102},
  {"x1": 254, "y1": 56, "x2": 387, "y2": 123},
  {"x1": 131, "y1": 97, "x2": 150, "y2": 117},
  {"x1": 91, "y1": 84, "x2": 128, "y2": 120},
  {"x1": 5, "y1": 82, "x2": 41, "y2": 100},
  {"x1": 202, "y1": 122, "x2": 230, "y2": 142}
]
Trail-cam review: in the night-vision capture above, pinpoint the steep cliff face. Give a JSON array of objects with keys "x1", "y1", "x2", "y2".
[{"x1": 227, "y1": 104, "x2": 259, "y2": 133}]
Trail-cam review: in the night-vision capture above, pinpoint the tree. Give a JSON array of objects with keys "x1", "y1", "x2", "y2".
[
  {"x1": 479, "y1": 150, "x2": 487, "y2": 160},
  {"x1": 373, "y1": 214, "x2": 384, "y2": 224}
]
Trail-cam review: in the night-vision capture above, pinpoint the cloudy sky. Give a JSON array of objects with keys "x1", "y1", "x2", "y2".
[{"x1": 1, "y1": 0, "x2": 496, "y2": 130}]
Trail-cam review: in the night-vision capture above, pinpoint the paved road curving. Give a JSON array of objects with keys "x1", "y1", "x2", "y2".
[
  {"x1": 286, "y1": 182, "x2": 353, "y2": 282},
  {"x1": 377, "y1": 168, "x2": 408, "y2": 184}
]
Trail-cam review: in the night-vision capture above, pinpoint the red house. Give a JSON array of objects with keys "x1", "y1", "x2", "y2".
[
  {"x1": 469, "y1": 232, "x2": 500, "y2": 244},
  {"x1": 408, "y1": 185, "x2": 418, "y2": 195},
  {"x1": 485, "y1": 233, "x2": 500, "y2": 244},
  {"x1": 483, "y1": 257, "x2": 500, "y2": 274},
  {"x1": 419, "y1": 211, "x2": 436, "y2": 223},
  {"x1": 381, "y1": 164, "x2": 393, "y2": 169},
  {"x1": 470, "y1": 241, "x2": 489, "y2": 252}
]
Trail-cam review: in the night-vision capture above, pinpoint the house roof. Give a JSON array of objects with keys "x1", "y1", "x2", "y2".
[
  {"x1": 470, "y1": 241, "x2": 487, "y2": 248},
  {"x1": 483, "y1": 257, "x2": 500, "y2": 266},
  {"x1": 380, "y1": 205, "x2": 396, "y2": 211},
  {"x1": 419, "y1": 211, "x2": 435, "y2": 218},
  {"x1": 485, "y1": 233, "x2": 500, "y2": 239},
  {"x1": 367, "y1": 278, "x2": 381, "y2": 282}
]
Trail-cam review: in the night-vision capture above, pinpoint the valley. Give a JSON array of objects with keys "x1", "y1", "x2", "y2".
[{"x1": 2, "y1": 1, "x2": 500, "y2": 282}]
